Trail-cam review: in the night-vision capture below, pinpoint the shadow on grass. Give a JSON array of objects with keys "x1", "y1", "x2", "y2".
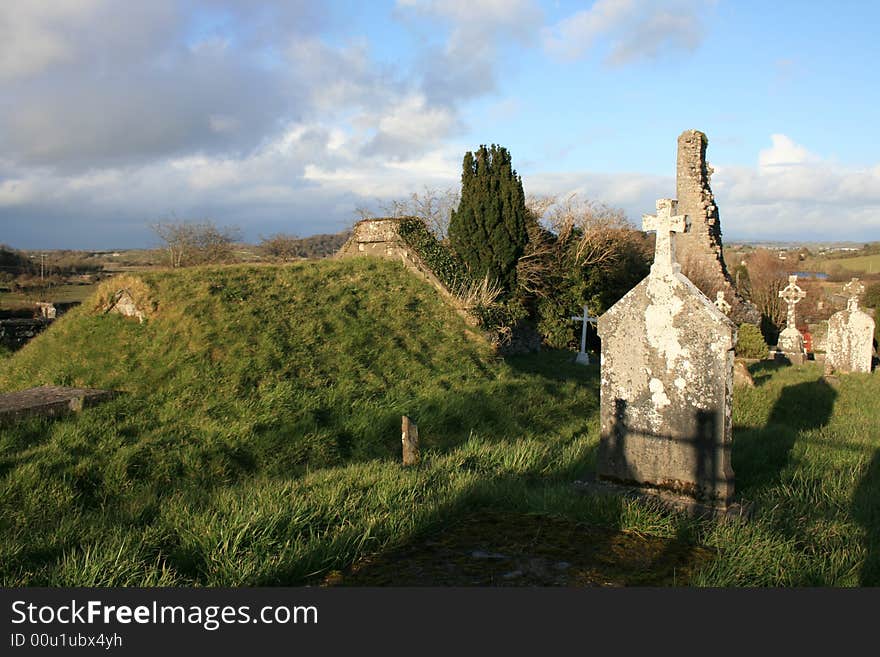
[
  {"x1": 853, "y1": 448, "x2": 880, "y2": 585},
  {"x1": 734, "y1": 377, "x2": 837, "y2": 492},
  {"x1": 503, "y1": 349, "x2": 600, "y2": 383},
  {"x1": 314, "y1": 420, "x2": 713, "y2": 588}
]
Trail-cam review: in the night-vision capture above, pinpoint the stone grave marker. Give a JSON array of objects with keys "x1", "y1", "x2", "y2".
[
  {"x1": 777, "y1": 275, "x2": 807, "y2": 364},
  {"x1": 825, "y1": 278, "x2": 875, "y2": 375},
  {"x1": 595, "y1": 198, "x2": 737, "y2": 511},
  {"x1": 714, "y1": 291, "x2": 731, "y2": 315},
  {"x1": 571, "y1": 305, "x2": 598, "y2": 365},
  {"x1": 402, "y1": 415, "x2": 420, "y2": 466}
]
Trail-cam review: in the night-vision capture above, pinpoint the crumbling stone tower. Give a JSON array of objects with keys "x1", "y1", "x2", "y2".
[{"x1": 675, "y1": 130, "x2": 758, "y2": 325}]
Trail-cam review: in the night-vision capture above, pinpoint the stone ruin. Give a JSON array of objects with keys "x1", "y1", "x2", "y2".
[
  {"x1": 825, "y1": 278, "x2": 875, "y2": 375},
  {"x1": 338, "y1": 217, "x2": 541, "y2": 355},
  {"x1": 337, "y1": 218, "x2": 455, "y2": 301},
  {"x1": 106, "y1": 289, "x2": 146, "y2": 323},
  {"x1": 676, "y1": 130, "x2": 759, "y2": 326},
  {"x1": 595, "y1": 198, "x2": 737, "y2": 512}
]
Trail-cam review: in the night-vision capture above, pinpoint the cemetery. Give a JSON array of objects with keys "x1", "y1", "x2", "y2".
[{"x1": 0, "y1": 130, "x2": 878, "y2": 589}]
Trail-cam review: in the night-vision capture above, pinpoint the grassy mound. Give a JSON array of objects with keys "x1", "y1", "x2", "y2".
[
  {"x1": 1, "y1": 258, "x2": 878, "y2": 587},
  {"x1": 0, "y1": 259, "x2": 599, "y2": 585}
]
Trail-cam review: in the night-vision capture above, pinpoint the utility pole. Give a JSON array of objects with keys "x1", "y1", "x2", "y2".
[{"x1": 40, "y1": 253, "x2": 45, "y2": 281}]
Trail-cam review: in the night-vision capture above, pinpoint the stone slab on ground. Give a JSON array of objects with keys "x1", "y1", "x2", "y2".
[{"x1": 0, "y1": 385, "x2": 119, "y2": 425}]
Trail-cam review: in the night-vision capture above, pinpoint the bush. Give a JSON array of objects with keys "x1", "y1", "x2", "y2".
[
  {"x1": 448, "y1": 144, "x2": 528, "y2": 296},
  {"x1": 397, "y1": 218, "x2": 469, "y2": 293},
  {"x1": 736, "y1": 323, "x2": 769, "y2": 359}
]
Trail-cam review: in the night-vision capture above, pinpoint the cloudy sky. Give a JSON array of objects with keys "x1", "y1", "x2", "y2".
[{"x1": 1, "y1": 0, "x2": 878, "y2": 249}]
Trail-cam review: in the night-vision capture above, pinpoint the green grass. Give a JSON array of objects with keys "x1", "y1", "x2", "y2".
[
  {"x1": 823, "y1": 252, "x2": 880, "y2": 274},
  {"x1": 0, "y1": 283, "x2": 98, "y2": 307},
  {"x1": 0, "y1": 258, "x2": 878, "y2": 586}
]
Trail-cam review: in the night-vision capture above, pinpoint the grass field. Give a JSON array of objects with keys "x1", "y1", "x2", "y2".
[
  {"x1": 0, "y1": 259, "x2": 878, "y2": 586},
  {"x1": 0, "y1": 283, "x2": 98, "y2": 308},
  {"x1": 822, "y1": 252, "x2": 880, "y2": 274}
]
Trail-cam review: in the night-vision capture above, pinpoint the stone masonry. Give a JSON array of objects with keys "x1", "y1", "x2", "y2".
[
  {"x1": 676, "y1": 130, "x2": 759, "y2": 325},
  {"x1": 597, "y1": 198, "x2": 737, "y2": 508},
  {"x1": 825, "y1": 278, "x2": 875, "y2": 374},
  {"x1": 337, "y1": 218, "x2": 456, "y2": 302}
]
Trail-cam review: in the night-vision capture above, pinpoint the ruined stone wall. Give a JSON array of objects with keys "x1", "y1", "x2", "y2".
[
  {"x1": 676, "y1": 130, "x2": 759, "y2": 325},
  {"x1": 337, "y1": 218, "x2": 457, "y2": 303}
]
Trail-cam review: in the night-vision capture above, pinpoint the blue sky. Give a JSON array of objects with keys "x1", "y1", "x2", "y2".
[{"x1": 1, "y1": 0, "x2": 878, "y2": 249}]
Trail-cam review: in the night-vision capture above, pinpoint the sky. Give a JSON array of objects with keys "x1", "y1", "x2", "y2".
[{"x1": 1, "y1": 0, "x2": 878, "y2": 249}]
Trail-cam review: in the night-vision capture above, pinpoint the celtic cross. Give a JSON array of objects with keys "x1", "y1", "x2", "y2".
[{"x1": 778, "y1": 275, "x2": 806, "y2": 329}]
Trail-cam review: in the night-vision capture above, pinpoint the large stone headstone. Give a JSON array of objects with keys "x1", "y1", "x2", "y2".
[
  {"x1": 777, "y1": 275, "x2": 807, "y2": 365},
  {"x1": 597, "y1": 199, "x2": 737, "y2": 508},
  {"x1": 825, "y1": 278, "x2": 875, "y2": 374}
]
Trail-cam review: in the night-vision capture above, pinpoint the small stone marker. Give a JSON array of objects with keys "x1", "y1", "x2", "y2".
[
  {"x1": 825, "y1": 278, "x2": 875, "y2": 375},
  {"x1": 402, "y1": 415, "x2": 420, "y2": 466},
  {"x1": 595, "y1": 198, "x2": 737, "y2": 511},
  {"x1": 777, "y1": 275, "x2": 807, "y2": 364},
  {"x1": 36, "y1": 302, "x2": 57, "y2": 319},
  {"x1": 733, "y1": 360, "x2": 755, "y2": 388},
  {"x1": 571, "y1": 305, "x2": 598, "y2": 365},
  {"x1": 714, "y1": 291, "x2": 731, "y2": 315}
]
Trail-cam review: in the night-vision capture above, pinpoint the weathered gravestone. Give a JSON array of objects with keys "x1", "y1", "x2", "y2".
[
  {"x1": 596, "y1": 198, "x2": 737, "y2": 510},
  {"x1": 714, "y1": 291, "x2": 731, "y2": 315},
  {"x1": 825, "y1": 278, "x2": 875, "y2": 375},
  {"x1": 777, "y1": 275, "x2": 807, "y2": 365}
]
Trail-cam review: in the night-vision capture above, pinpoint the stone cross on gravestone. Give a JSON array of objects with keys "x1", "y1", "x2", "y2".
[
  {"x1": 571, "y1": 305, "x2": 598, "y2": 365},
  {"x1": 843, "y1": 277, "x2": 864, "y2": 311},
  {"x1": 779, "y1": 275, "x2": 806, "y2": 329},
  {"x1": 714, "y1": 291, "x2": 731, "y2": 314},
  {"x1": 642, "y1": 199, "x2": 689, "y2": 276}
]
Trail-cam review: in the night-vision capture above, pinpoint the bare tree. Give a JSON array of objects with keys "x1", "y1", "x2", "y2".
[
  {"x1": 259, "y1": 233, "x2": 303, "y2": 261},
  {"x1": 517, "y1": 193, "x2": 645, "y2": 300},
  {"x1": 744, "y1": 248, "x2": 788, "y2": 335},
  {"x1": 151, "y1": 220, "x2": 241, "y2": 267},
  {"x1": 379, "y1": 186, "x2": 460, "y2": 239}
]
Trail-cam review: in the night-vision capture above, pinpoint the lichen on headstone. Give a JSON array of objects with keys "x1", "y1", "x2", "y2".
[
  {"x1": 596, "y1": 198, "x2": 737, "y2": 508},
  {"x1": 825, "y1": 278, "x2": 875, "y2": 374}
]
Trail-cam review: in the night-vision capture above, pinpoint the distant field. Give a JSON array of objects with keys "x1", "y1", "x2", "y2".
[
  {"x1": 822, "y1": 253, "x2": 880, "y2": 274},
  {"x1": 0, "y1": 284, "x2": 97, "y2": 308}
]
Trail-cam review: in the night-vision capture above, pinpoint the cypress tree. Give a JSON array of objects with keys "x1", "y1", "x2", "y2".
[{"x1": 448, "y1": 144, "x2": 528, "y2": 296}]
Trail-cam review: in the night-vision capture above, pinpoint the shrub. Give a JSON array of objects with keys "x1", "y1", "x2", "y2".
[
  {"x1": 397, "y1": 217, "x2": 469, "y2": 293},
  {"x1": 448, "y1": 144, "x2": 528, "y2": 296},
  {"x1": 736, "y1": 323, "x2": 769, "y2": 359}
]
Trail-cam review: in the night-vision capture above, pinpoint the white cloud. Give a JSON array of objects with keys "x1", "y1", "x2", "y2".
[
  {"x1": 543, "y1": 0, "x2": 707, "y2": 64},
  {"x1": 712, "y1": 134, "x2": 880, "y2": 239}
]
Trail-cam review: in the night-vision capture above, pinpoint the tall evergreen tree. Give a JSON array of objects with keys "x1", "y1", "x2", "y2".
[{"x1": 448, "y1": 144, "x2": 528, "y2": 295}]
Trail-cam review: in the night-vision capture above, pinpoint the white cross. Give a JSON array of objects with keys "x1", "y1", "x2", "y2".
[
  {"x1": 571, "y1": 305, "x2": 598, "y2": 365},
  {"x1": 714, "y1": 291, "x2": 731, "y2": 314},
  {"x1": 778, "y1": 275, "x2": 806, "y2": 329},
  {"x1": 642, "y1": 198, "x2": 689, "y2": 276},
  {"x1": 843, "y1": 277, "x2": 864, "y2": 311}
]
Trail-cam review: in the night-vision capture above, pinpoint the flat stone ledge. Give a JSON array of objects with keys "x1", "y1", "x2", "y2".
[
  {"x1": 0, "y1": 385, "x2": 120, "y2": 425},
  {"x1": 574, "y1": 474, "x2": 753, "y2": 521}
]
